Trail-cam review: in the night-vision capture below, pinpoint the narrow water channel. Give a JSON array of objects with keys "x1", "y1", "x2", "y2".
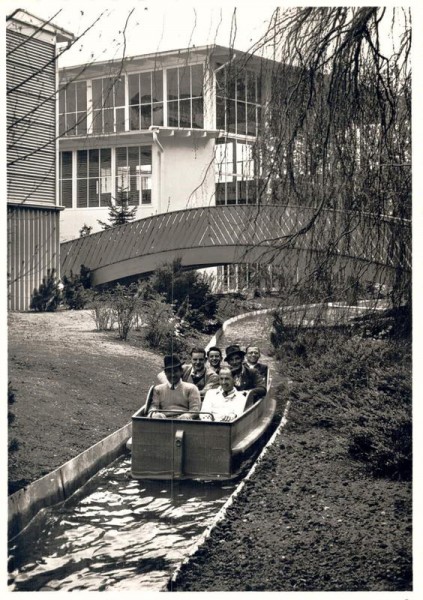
[
  {"x1": 9, "y1": 313, "x2": 278, "y2": 592},
  {"x1": 8, "y1": 457, "x2": 236, "y2": 591}
]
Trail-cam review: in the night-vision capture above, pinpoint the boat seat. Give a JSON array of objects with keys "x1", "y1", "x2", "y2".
[{"x1": 140, "y1": 385, "x2": 155, "y2": 416}]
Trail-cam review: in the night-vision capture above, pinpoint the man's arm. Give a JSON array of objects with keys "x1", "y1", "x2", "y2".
[
  {"x1": 188, "y1": 385, "x2": 201, "y2": 412},
  {"x1": 250, "y1": 369, "x2": 266, "y2": 399},
  {"x1": 177, "y1": 384, "x2": 201, "y2": 420},
  {"x1": 149, "y1": 386, "x2": 166, "y2": 419},
  {"x1": 202, "y1": 370, "x2": 220, "y2": 395}
]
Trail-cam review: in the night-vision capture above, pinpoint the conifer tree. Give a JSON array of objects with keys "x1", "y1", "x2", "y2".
[{"x1": 97, "y1": 190, "x2": 137, "y2": 230}]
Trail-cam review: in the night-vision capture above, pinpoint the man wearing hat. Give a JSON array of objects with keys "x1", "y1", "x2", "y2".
[
  {"x1": 156, "y1": 346, "x2": 219, "y2": 400},
  {"x1": 149, "y1": 355, "x2": 201, "y2": 419},
  {"x1": 224, "y1": 344, "x2": 266, "y2": 399}
]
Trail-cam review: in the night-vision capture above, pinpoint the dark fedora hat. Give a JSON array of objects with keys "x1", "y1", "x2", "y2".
[
  {"x1": 225, "y1": 344, "x2": 245, "y2": 361},
  {"x1": 164, "y1": 355, "x2": 183, "y2": 370}
]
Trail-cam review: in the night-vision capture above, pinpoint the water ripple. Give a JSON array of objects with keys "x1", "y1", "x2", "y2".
[{"x1": 8, "y1": 456, "x2": 235, "y2": 591}]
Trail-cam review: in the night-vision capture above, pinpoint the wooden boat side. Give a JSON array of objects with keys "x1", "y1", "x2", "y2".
[
  {"x1": 231, "y1": 392, "x2": 277, "y2": 455},
  {"x1": 131, "y1": 378, "x2": 277, "y2": 481}
]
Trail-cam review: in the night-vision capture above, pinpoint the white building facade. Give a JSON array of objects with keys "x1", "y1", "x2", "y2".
[{"x1": 58, "y1": 46, "x2": 274, "y2": 290}]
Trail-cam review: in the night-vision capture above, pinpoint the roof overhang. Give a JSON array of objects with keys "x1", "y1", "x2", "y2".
[
  {"x1": 7, "y1": 8, "x2": 74, "y2": 44},
  {"x1": 59, "y1": 126, "x2": 221, "y2": 151},
  {"x1": 59, "y1": 43, "x2": 279, "y2": 80}
]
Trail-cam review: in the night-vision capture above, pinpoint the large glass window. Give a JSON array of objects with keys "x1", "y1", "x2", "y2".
[
  {"x1": 216, "y1": 67, "x2": 261, "y2": 136},
  {"x1": 59, "y1": 81, "x2": 87, "y2": 136},
  {"x1": 76, "y1": 149, "x2": 112, "y2": 207},
  {"x1": 116, "y1": 146, "x2": 152, "y2": 205},
  {"x1": 167, "y1": 64, "x2": 204, "y2": 128},
  {"x1": 59, "y1": 151, "x2": 73, "y2": 207},
  {"x1": 92, "y1": 77, "x2": 125, "y2": 134},
  {"x1": 129, "y1": 70, "x2": 163, "y2": 130},
  {"x1": 60, "y1": 147, "x2": 152, "y2": 209},
  {"x1": 215, "y1": 140, "x2": 258, "y2": 205}
]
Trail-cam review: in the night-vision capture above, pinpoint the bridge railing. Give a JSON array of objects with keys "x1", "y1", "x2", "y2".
[{"x1": 60, "y1": 204, "x2": 411, "y2": 282}]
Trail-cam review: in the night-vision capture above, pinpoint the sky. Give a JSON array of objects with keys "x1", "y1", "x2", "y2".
[
  {"x1": 4, "y1": 0, "x2": 282, "y2": 68},
  {"x1": 3, "y1": 0, "x2": 415, "y2": 69}
]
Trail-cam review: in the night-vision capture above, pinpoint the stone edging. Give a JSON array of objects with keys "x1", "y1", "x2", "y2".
[
  {"x1": 8, "y1": 308, "x2": 272, "y2": 541},
  {"x1": 8, "y1": 422, "x2": 132, "y2": 540},
  {"x1": 9, "y1": 302, "x2": 380, "y2": 540},
  {"x1": 205, "y1": 308, "x2": 275, "y2": 352},
  {"x1": 165, "y1": 397, "x2": 292, "y2": 591}
]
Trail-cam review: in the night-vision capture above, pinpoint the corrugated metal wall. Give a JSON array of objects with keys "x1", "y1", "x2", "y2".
[
  {"x1": 7, "y1": 26, "x2": 60, "y2": 311},
  {"x1": 7, "y1": 29, "x2": 56, "y2": 205},
  {"x1": 7, "y1": 206, "x2": 60, "y2": 311}
]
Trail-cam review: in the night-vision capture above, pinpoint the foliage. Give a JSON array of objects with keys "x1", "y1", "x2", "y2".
[
  {"x1": 79, "y1": 224, "x2": 93, "y2": 237},
  {"x1": 143, "y1": 295, "x2": 188, "y2": 355},
  {"x1": 275, "y1": 319, "x2": 411, "y2": 481},
  {"x1": 8, "y1": 382, "x2": 19, "y2": 453},
  {"x1": 30, "y1": 269, "x2": 62, "y2": 312},
  {"x1": 62, "y1": 265, "x2": 92, "y2": 310},
  {"x1": 90, "y1": 292, "x2": 116, "y2": 332},
  {"x1": 97, "y1": 190, "x2": 137, "y2": 230},
  {"x1": 247, "y1": 7, "x2": 411, "y2": 312},
  {"x1": 109, "y1": 283, "x2": 143, "y2": 341},
  {"x1": 149, "y1": 258, "x2": 218, "y2": 331}
]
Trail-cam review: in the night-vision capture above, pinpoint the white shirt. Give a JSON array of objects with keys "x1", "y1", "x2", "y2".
[{"x1": 200, "y1": 387, "x2": 247, "y2": 422}]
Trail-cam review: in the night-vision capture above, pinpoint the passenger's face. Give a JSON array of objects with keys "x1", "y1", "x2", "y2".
[
  {"x1": 227, "y1": 353, "x2": 243, "y2": 370},
  {"x1": 165, "y1": 367, "x2": 183, "y2": 385},
  {"x1": 191, "y1": 352, "x2": 206, "y2": 372},
  {"x1": 219, "y1": 371, "x2": 234, "y2": 393},
  {"x1": 246, "y1": 347, "x2": 260, "y2": 365},
  {"x1": 208, "y1": 351, "x2": 221, "y2": 368}
]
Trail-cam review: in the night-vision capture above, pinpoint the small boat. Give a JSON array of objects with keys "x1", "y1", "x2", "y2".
[{"x1": 130, "y1": 377, "x2": 276, "y2": 481}]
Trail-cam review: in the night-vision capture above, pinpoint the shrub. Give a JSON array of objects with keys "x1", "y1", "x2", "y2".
[
  {"x1": 348, "y1": 410, "x2": 412, "y2": 481},
  {"x1": 143, "y1": 296, "x2": 188, "y2": 354},
  {"x1": 107, "y1": 283, "x2": 141, "y2": 341},
  {"x1": 149, "y1": 258, "x2": 218, "y2": 331},
  {"x1": 30, "y1": 269, "x2": 61, "y2": 312},
  {"x1": 62, "y1": 265, "x2": 92, "y2": 310},
  {"x1": 79, "y1": 224, "x2": 93, "y2": 237},
  {"x1": 8, "y1": 382, "x2": 19, "y2": 453},
  {"x1": 90, "y1": 295, "x2": 115, "y2": 331}
]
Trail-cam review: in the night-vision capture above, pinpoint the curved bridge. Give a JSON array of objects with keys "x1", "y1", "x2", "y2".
[{"x1": 60, "y1": 205, "x2": 411, "y2": 286}]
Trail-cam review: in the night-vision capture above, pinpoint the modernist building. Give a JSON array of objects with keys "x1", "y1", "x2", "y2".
[
  {"x1": 7, "y1": 9, "x2": 74, "y2": 310},
  {"x1": 58, "y1": 45, "x2": 279, "y2": 291}
]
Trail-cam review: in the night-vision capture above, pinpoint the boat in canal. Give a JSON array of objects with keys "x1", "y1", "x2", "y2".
[{"x1": 129, "y1": 376, "x2": 276, "y2": 481}]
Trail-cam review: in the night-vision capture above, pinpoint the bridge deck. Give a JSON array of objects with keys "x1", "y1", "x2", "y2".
[{"x1": 60, "y1": 205, "x2": 411, "y2": 286}]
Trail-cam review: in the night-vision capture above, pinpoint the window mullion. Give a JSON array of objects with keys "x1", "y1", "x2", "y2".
[{"x1": 163, "y1": 69, "x2": 168, "y2": 126}]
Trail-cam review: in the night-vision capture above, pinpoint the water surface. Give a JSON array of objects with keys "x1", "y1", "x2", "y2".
[{"x1": 8, "y1": 457, "x2": 235, "y2": 591}]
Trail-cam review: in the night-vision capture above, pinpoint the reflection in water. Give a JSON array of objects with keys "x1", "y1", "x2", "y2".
[{"x1": 8, "y1": 457, "x2": 235, "y2": 591}]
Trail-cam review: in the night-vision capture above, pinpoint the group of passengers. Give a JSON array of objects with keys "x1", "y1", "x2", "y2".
[{"x1": 149, "y1": 344, "x2": 269, "y2": 423}]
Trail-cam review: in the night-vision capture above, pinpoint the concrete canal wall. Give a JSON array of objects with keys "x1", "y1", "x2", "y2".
[
  {"x1": 9, "y1": 302, "x2": 381, "y2": 539},
  {"x1": 8, "y1": 309, "x2": 268, "y2": 539},
  {"x1": 8, "y1": 423, "x2": 132, "y2": 539}
]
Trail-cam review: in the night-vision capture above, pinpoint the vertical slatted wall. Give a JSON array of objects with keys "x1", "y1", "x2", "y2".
[
  {"x1": 7, "y1": 206, "x2": 60, "y2": 311},
  {"x1": 7, "y1": 27, "x2": 60, "y2": 311}
]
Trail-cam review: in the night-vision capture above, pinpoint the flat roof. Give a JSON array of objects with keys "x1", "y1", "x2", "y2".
[{"x1": 59, "y1": 43, "x2": 280, "y2": 76}]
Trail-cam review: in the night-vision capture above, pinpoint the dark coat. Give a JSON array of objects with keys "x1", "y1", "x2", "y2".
[{"x1": 232, "y1": 364, "x2": 266, "y2": 399}]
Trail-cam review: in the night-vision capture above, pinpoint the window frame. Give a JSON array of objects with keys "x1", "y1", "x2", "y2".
[
  {"x1": 59, "y1": 81, "x2": 87, "y2": 137},
  {"x1": 166, "y1": 63, "x2": 204, "y2": 129}
]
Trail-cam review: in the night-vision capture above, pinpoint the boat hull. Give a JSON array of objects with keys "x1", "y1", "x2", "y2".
[{"x1": 131, "y1": 391, "x2": 276, "y2": 481}]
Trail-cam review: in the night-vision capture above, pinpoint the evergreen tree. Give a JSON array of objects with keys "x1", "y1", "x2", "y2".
[{"x1": 97, "y1": 190, "x2": 137, "y2": 230}]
